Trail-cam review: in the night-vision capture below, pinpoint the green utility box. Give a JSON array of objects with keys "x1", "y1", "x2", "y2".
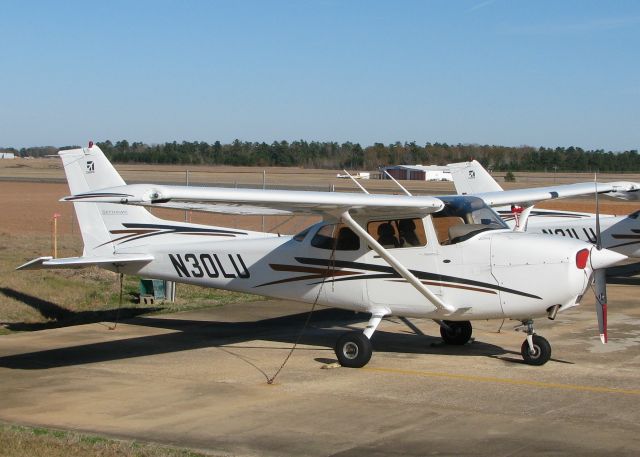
[{"x1": 139, "y1": 279, "x2": 166, "y2": 304}]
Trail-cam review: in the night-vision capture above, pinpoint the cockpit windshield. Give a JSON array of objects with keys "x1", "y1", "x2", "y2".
[{"x1": 432, "y1": 196, "x2": 507, "y2": 244}]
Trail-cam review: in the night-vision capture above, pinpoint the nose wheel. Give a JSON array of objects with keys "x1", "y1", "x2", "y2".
[{"x1": 520, "y1": 320, "x2": 551, "y2": 366}]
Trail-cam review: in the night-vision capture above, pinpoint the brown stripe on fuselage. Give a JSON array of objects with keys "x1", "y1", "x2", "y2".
[
  {"x1": 269, "y1": 263, "x2": 363, "y2": 276},
  {"x1": 256, "y1": 264, "x2": 364, "y2": 287}
]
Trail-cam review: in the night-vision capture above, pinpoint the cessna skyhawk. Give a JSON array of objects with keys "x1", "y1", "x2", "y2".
[{"x1": 18, "y1": 145, "x2": 631, "y2": 367}]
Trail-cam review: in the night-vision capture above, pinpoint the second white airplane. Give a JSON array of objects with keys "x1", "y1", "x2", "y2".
[{"x1": 448, "y1": 160, "x2": 640, "y2": 258}]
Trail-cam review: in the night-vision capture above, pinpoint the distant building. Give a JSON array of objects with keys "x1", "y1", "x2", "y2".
[
  {"x1": 381, "y1": 165, "x2": 452, "y2": 181},
  {"x1": 0, "y1": 152, "x2": 15, "y2": 159}
]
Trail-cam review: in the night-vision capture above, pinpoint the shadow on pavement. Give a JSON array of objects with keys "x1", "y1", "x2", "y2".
[
  {"x1": 0, "y1": 287, "x2": 159, "y2": 331},
  {"x1": 0, "y1": 307, "x2": 513, "y2": 370}
]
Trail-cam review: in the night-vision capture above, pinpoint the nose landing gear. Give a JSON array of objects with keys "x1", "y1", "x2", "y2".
[{"x1": 520, "y1": 320, "x2": 551, "y2": 366}]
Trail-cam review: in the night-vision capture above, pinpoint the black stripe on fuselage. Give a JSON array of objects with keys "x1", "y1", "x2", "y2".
[
  {"x1": 122, "y1": 223, "x2": 247, "y2": 236},
  {"x1": 294, "y1": 257, "x2": 541, "y2": 299}
]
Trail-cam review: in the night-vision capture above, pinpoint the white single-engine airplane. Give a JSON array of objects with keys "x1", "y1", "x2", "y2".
[{"x1": 18, "y1": 146, "x2": 633, "y2": 367}]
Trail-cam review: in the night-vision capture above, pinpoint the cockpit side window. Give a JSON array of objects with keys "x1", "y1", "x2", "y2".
[
  {"x1": 432, "y1": 196, "x2": 507, "y2": 245},
  {"x1": 366, "y1": 218, "x2": 427, "y2": 249},
  {"x1": 310, "y1": 224, "x2": 360, "y2": 251}
]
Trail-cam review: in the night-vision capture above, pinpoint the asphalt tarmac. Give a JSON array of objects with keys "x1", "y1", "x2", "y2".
[{"x1": 1, "y1": 284, "x2": 639, "y2": 456}]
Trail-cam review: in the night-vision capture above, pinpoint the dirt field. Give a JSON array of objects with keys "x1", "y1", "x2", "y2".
[{"x1": 1, "y1": 158, "x2": 639, "y2": 239}]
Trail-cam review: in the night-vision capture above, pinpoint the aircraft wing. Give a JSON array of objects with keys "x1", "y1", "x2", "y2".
[
  {"x1": 16, "y1": 254, "x2": 154, "y2": 270},
  {"x1": 447, "y1": 160, "x2": 640, "y2": 204},
  {"x1": 62, "y1": 184, "x2": 445, "y2": 217},
  {"x1": 467, "y1": 181, "x2": 640, "y2": 208}
]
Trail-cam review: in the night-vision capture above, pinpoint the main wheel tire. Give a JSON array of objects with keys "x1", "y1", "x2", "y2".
[
  {"x1": 335, "y1": 332, "x2": 373, "y2": 368},
  {"x1": 439, "y1": 320, "x2": 473, "y2": 345},
  {"x1": 521, "y1": 335, "x2": 552, "y2": 366}
]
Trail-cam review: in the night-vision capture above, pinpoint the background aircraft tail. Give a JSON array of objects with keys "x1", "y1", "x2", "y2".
[
  {"x1": 447, "y1": 160, "x2": 504, "y2": 195},
  {"x1": 60, "y1": 144, "x2": 159, "y2": 257}
]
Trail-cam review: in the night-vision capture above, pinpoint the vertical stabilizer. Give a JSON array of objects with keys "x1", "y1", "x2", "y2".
[
  {"x1": 60, "y1": 145, "x2": 157, "y2": 256},
  {"x1": 447, "y1": 160, "x2": 504, "y2": 195}
]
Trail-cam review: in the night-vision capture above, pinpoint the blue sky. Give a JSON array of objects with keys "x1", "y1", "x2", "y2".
[{"x1": 1, "y1": 0, "x2": 638, "y2": 150}]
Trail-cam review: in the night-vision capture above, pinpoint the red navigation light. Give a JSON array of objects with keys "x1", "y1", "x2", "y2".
[
  {"x1": 576, "y1": 249, "x2": 590, "y2": 269},
  {"x1": 88, "y1": 140, "x2": 94, "y2": 148}
]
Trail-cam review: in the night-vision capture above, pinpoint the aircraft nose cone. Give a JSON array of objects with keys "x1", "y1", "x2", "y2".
[{"x1": 590, "y1": 247, "x2": 628, "y2": 270}]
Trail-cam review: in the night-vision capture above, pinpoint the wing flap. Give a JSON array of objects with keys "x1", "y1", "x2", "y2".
[
  {"x1": 141, "y1": 201, "x2": 292, "y2": 215},
  {"x1": 62, "y1": 184, "x2": 445, "y2": 217}
]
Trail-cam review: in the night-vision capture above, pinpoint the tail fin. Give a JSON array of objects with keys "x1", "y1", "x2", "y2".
[
  {"x1": 60, "y1": 145, "x2": 157, "y2": 256},
  {"x1": 447, "y1": 160, "x2": 504, "y2": 195}
]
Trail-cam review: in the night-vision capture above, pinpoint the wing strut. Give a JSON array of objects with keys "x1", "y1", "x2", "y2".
[
  {"x1": 342, "y1": 169, "x2": 370, "y2": 194},
  {"x1": 383, "y1": 169, "x2": 412, "y2": 196},
  {"x1": 340, "y1": 210, "x2": 456, "y2": 314}
]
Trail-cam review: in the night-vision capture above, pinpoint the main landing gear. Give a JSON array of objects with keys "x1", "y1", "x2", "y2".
[
  {"x1": 334, "y1": 313, "x2": 384, "y2": 368},
  {"x1": 519, "y1": 320, "x2": 551, "y2": 366},
  {"x1": 438, "y1": 320, "x2": 473, "y2": 345}
]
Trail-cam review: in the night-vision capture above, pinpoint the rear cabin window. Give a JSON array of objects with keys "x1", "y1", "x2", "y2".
[
  {"x1": 310, "y1": 224, "x2": 360, "y2": 251},
  {"x1": 293, "y1": 227, "x2": 310, "y2": 242},
  {"x1": 366, "y1": 218, "x2": 427, "y2": 249}
]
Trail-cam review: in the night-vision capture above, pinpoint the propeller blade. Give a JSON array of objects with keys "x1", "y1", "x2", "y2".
[
  {"x1": 593, "y1": 177, "x2": 608, "y2": 344},
  {"x1": 594, "y1": 269, "x2": 608, "y2": 344},
  {"x1": 595, "y1": 176, "x2": 602, "y2": 250}
]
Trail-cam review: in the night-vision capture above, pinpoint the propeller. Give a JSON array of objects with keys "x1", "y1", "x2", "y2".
[{"x1": 593, "y1": 178, "x2": 608, "y2": 344}]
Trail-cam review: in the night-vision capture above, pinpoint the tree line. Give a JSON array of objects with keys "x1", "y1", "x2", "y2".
[{"x1": 3, "y1": 140, "x2": 639, "y2": 172}]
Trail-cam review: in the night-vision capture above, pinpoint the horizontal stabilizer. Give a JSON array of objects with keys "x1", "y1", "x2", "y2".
[{"x1": 16, "y1": 254, "x2": 155, "y2": 270}]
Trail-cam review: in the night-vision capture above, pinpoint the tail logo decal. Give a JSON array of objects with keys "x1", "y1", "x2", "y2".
[{"x1": 86, "y1": 161, "x2": 95, "y2": 174}]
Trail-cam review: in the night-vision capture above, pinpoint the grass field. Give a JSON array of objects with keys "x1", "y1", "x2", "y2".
[
  {"x1": 0, "y1": 423, "x2": 217, "y2": 457},
  {"x1": 0, "y1": 232, "x2": 260, "y2": 335},
  {"x1": 0, "y1": 180, "x2": 265, "y2": 455}
]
